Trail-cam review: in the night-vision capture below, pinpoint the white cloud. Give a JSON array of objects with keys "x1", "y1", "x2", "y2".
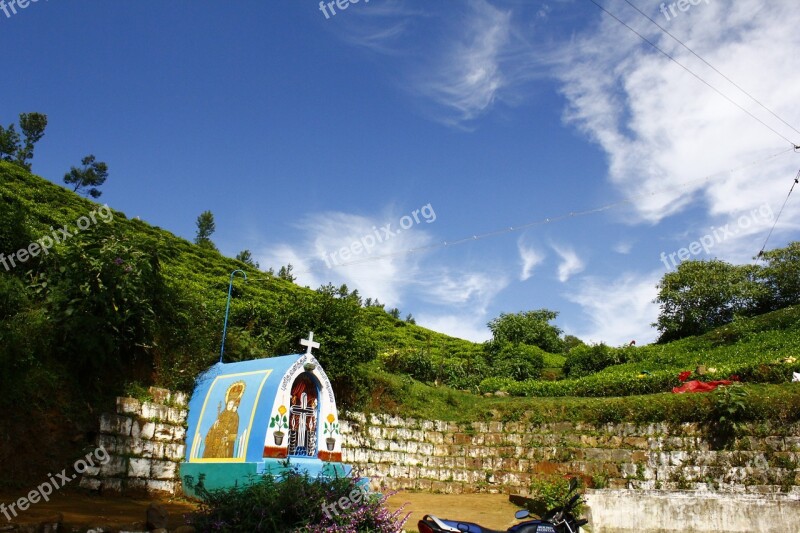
[
  {"x1": 613, "y1": 241, "x2": 633, "y2": 254},
  {"x1": 414, "y1": 0, "x2": 512, "y2": 124},
  {"x1": 552, "y1": 243, "x2": 585, "y2": 282},
  {"x1": 421, "y1": 269, "x2": 509, "y2": 315},
  {"x1": 416, "y1": 313, "x2": 492, "y2": 343},
  {"x1": 518, "y1": 238, "x2": 545, "y2": 280},
  {"x1": 565, "y1": 271, "x2": 661, "y2": 346},
  {"x1": 555, "y1": 0, "x2": 800, "y2": 230},
  {"x1": 257, "y1": 209, "x2": 433, "y2": 306}
]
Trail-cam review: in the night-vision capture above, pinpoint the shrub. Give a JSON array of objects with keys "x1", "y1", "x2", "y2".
[
  {"x1": 187, "y1": 466, "x2": 409, "y2": 532},
  {"x1": 492, "y1": 343, "x2": 545, "y2": 381},
  {"x1": 564, "y1": 343, "x2": 628, "y2": 378}
]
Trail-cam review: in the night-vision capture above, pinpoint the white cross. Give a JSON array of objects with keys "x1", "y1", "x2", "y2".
[{"x1": 300, "y1": 331, "x2": 320, "y2": 356}]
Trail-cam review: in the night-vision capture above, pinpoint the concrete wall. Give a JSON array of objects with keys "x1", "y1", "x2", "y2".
[{"x1": 585, "y1": 490, "x2": 800, "y2": 533}]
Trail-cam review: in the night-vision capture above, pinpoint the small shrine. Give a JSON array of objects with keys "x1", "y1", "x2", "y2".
[{"x1": 181, "y1": 333, "x2": 349, "y2": 496}]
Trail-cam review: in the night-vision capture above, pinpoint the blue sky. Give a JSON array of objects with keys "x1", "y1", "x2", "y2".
[{"x1": 3, "y1": 0, "x2": 798, "y2": 344}]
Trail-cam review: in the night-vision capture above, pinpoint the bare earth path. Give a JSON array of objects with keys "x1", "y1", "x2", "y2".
[
  {"x1": 387, "y1": 491, "x2": 522, "y2": 531},
  {"x1": 0, "y1": 489, "x2": 519, "y2": 531}
]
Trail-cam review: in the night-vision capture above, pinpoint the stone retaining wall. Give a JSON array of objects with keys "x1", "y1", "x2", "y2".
[
  {"x1": 339, "y1": 413, "x2": 800, "y2": 498},
  {"x1": 80, "y1": 387, "x2": 188, "y2": 496},
  {"x1": 82, "y1": 393, "x2": 800, "y2": 504}
]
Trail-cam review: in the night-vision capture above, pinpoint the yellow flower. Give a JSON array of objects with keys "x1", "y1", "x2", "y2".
[
  {"x1": 708, "y1": 367, "x2": 717, "y2": 373},
  {"x1": 278, "y1": 405, "x2": 287, "y2": 416},
  {"x1": 327, "y1": 413, "x2": 335, "y2": 424}
]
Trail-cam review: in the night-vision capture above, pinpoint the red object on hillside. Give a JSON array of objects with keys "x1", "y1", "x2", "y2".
[
  {"x1": 672, "y1": 380, "x2": 732, "y2": 394},
  {"x1": 678, "y1": 371, "x2": 692, "y2": 382}
]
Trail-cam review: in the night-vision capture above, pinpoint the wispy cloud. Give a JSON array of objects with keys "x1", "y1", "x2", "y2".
[
  {"x1": 554, "y1": 0, "x2": 800, "y2": 228},
  {"x1": 518, "y1": 238, "x2": 545, "y2": 280},
  {"x1": 415, "y1": 0, "x2": 512, "y2": 124},
  {"x1": 552, "y1": 243, "x2": 585, "y2": 282},
  {"x1": 565, "y1": 271, "x2": 661, "y2": 346}
]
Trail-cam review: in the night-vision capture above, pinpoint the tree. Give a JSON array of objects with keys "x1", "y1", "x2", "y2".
[
  {"x1": 0, "y1": 112, "x2": 48, "y2": 170},
  {"x1": 486, "y1": 309, "x2": 565, "y2": 354},
  {"x1": 236, "y1": 250, "x2": 259, "y2": 269},
  {"x1": 63, "y1": 155, "x2": 108, "y2": 198},
  {"x1": 653, "y1": 260, "x2": 766, "y2": 342},
  {"x1": 388, "y1": 307, "x2": 401, "y2": 319},
  {"x1": 405, "y1": 313, "x2": 416, "y2": 325},
  {"x1": 759, "y1": 241, "x2": 800, "y2": 309},
  {"x1": 195, "y1": 211, "x2": 216, "y2": 250},
  {"x1": 278, "y1": 264, "x2": 295, "y2": 282},
  {"x1": 562, "y1": 334, "x2": 585, "y2": 354}
]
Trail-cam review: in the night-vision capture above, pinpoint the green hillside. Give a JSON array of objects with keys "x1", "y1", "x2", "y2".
[
  {"x1": 0, "y1": 161, "x2": 482, "y2": 394},
  {"x1": 3, "y1": 161, "x2": 800, "y2": 488}
]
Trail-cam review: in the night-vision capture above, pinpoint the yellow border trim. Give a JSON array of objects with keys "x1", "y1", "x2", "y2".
[{"x1": 189, "y1": 369, "x2": 272, "y2": 463}]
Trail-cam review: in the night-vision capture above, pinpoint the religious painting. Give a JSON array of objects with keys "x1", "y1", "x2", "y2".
[
  {"x1": 287, "y1": 374, "x2": 319, "y2": 457},
  {"x1": 189, "y1": 369, "x2": 271, "y2": 462},
  {"x1": 202, "y1": 380, "x2": 245, "y2": 458}
]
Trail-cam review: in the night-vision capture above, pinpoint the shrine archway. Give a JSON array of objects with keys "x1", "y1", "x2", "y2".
[{"x1": 287, "y1": 374, "x2": 320, "y2": 457}]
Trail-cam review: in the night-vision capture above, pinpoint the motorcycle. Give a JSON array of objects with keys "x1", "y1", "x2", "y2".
[{"x1": 417, "y1": 477, "x2": 588, "y2": 533}]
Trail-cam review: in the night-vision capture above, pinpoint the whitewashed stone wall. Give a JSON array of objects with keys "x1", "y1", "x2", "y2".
[
  {"x1": 80, "y1": 387, "x2": 188, "y2": 496},
  {"x1": 339, "y1": 412, "x2": 800, "y2": 499}
]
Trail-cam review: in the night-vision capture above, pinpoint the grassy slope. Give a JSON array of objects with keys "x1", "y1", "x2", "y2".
[
  {"x1": 1, "y1": 162, "x2": 482, "y2": 365},
  {"x1": 4, "y1": 162, "x2": 800, "y2": 429}
]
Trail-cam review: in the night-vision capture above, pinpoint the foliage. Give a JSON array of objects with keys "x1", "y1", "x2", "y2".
[
  {"x1": 653, "y1": 257, "x2": 794, "y2": 342},
  {"x1": 493, "y1": 343, "x2": 545, "y2": 381},
  {"x1": 44, "y1": 223, "x2": 166, "y2": 382},
  {"x1": 63, "y1": 154, "x2": 108, "y2": 198},
  {"x1": 564, "y1": 343, "x2": 628, "y2": 378},
  {"x1": 759, "y1": 242, "x2": 800, "y2": 309},
  {"x1": 380, "y1": 348, "x2": 436, "y2": 382},
  {"x1": 236, "y1": 249, "x2": 259, "y2": 269},
  {"x1": 195, "y1": 210, "x2": 217, "y2": 250},
  {"x1": 527, "y1": 475, "x2": 581, "y2": 517},
  {"x1": 0, "y1": 112, "x2": 47, "y2": 170},
  {"x1": 186, "y1": 467, "x2": 409, "y2": 532},
  {"x1": 487, "y1": 309, "x2": 565, "y2": 353}
]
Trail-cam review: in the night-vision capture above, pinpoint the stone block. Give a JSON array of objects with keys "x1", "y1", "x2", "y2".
[
  {"x1": 148, "y1": 387, "x2": 171, "y2": 404},
  {"x1": 173, "y1": 425, "x2": 187, "y2": 441},
  {"x1": 101, "y1": 478, "x2": 123, "y2": 493},
  {"x1": 151, "y1": 460, "x2": 178, "y2": 480},
  {"x1": 116, "y1": 397, "x2": 141, "y2": 416},
  {"x1": 79, "y1": 476, "x2": 101, "y2": 490},
  {"x1": 99, "y1": 414, "x2": 132, "y2": 436},
  {"x1": 142, "y1": 402, "x2": 169, "y2": 421},
  {"x1": 140, "y1": 421, "x2": 156, "y2": 440},
  {"x1": 128, "y1": 458, "x2": 151, "y2": 478},
  {"x1": 172, "y1": 391, "x2": 189, "y2": 407},
  {"x1": 153, "y1": 423, "x2": 173, "y2": 442},
  {"x1": 100, "y1": 456, "x2": 127, "y2": 477}
]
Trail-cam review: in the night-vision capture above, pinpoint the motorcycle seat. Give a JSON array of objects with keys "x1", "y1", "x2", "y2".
[{"x1": 422, "y1": 514, "x2": 507, "y2": 533}]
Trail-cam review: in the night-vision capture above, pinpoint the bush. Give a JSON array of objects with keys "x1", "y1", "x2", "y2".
[
  {"x1": 186, "y1": 466, "x2": 409, "y2": 532},
  {"x1": 380, "y1": 348, "x2": 436, "y2": 382},
  {"x1": 492, "y1": 343, "x2": 545, "y2": 381},
  {"x1": 564, "y1": 343, "x2": 628, "y2": 378}
]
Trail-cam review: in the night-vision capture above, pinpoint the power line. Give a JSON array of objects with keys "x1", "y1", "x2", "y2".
[
  {"x1": 757, "y1": 168, "x2": 799, "y2": 260},
  {"x1": 287, "y1": 146, "x2": 795, "y2": 276},
  {"x1": 620, "y1": 0, "x2": 800, "y2": 140},
  {"x1": 586, "y1": 0, "x2": 799, "y2": 149}
]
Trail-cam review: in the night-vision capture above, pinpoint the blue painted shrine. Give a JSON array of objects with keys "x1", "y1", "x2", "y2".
[{"x1": 180, "y1": 334, "x2": 350, "y2": 496}]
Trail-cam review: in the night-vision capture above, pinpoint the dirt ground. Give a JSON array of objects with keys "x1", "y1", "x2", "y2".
[
  {"x1": 387, "y1": 491, "x2": 523, "y2": 530},
  {"x1": 0, "y1": 489, "x2": 519, "y2": 531},
  {"x1": 0, "y1": 490, "x2": 197, "y2": 529}
]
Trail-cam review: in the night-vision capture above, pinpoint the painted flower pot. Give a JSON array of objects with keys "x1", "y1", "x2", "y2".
[
  {"x1": 326, "y1": 438, "x2": 336, "y2": 451},
  {"x1": 274, "y1": 431, "x2": 285, "y2": 446}
]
